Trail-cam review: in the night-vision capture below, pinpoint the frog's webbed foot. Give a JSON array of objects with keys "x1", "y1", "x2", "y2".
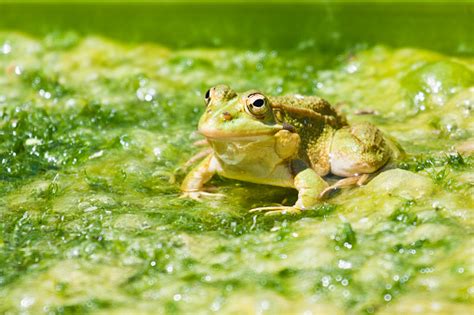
[
  {"x1": 319, "y1": 174, "x2": 369, "y2": 199},
  {"x1": 180, "y1": 190, "x2": 225, "y2": 201},
  {"x1": 249, "y1": 206, "x2": 302, "y2": 216}
]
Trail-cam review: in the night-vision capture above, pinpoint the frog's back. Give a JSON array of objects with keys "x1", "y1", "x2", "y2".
[
  {"x1": 268, "y1": 95, "x2": 348, "y2": 175},
  {"x1": 269, "y1": 95, "x2": 347, "y2": 128}
]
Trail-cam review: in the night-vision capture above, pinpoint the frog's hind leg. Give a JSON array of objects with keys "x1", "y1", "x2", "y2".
[
  {"x1": 324, "y1": 121, "x2": 392, "y2": 197},
  {"x1": 329, "y1": 122, "x2": 392, "y2": 178},
  {"x1": 319, "y1": 174, "x2": 369, "y2": 199},
  {"x1": 250, "y1": 168, "x2": 328, "y2": 216}
]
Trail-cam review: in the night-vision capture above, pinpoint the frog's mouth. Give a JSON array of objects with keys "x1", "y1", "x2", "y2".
[
  {"x1": 198, "y1": 126, "x2": 283, "y2": 141},
  {"x1": 198, "y1": 125, "x2": 285, "y2": 141}
]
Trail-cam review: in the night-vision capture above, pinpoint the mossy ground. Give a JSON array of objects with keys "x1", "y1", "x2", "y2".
[{"x1": 0, "y1": 32, "x2": 473, "y2": 314}]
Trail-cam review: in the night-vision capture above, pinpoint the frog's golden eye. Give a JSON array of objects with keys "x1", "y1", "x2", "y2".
[
  {"x1": 246, "y1": 93, "x2": 268, "y2": 117},
  {"x1": 204, "y1": 88, "x2": 211, "y2": 106}
]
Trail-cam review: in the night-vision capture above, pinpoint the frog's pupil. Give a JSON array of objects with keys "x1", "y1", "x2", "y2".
[
  {"x1": 253, "y1": 99, "x2": 264, "y2": 107},
  {"x1": 205, "y1": 89, "x2": 210, "y2": 99}
]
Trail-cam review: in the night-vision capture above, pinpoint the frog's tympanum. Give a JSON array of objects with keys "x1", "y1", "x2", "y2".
[{"x1": 181, "y1": 85, "x2": 402, "y2": 215}]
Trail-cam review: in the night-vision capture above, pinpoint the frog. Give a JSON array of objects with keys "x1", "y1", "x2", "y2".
[{"x1": 181, "y1": 85, "x2": 402, "y2": 215}]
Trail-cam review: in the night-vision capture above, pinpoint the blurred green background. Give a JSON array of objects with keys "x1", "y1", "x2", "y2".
[{"x1": 1, "y1": 1, "x2": 473, "y2": 54}]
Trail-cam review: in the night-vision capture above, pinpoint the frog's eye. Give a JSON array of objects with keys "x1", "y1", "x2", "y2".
[
  {"x1": 204, "y1": 88, "x2": 211, "y2": 106},
  {"x1": 246, "y1": 93, "x2": 268, "y2": 117}
]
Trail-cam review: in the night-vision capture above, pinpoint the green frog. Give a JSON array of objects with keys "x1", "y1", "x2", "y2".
[{"x1": 181, "y1": 85, "x2": 401, "y2": 215}]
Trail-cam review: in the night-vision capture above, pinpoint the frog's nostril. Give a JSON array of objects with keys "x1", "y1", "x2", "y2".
[{"x1": 222, "y1": 112, "x2": 233, "y2": 121}]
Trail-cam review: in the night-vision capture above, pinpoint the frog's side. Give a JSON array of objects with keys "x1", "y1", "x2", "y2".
[{"x1": 181, "y1": 85, "x2": 401, "y2": 215}]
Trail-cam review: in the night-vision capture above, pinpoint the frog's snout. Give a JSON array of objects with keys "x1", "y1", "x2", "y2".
[{"x1": 221, "y1": 112, "x2": 233, "y2": 121}]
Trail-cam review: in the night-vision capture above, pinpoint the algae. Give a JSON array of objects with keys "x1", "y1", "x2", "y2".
[{"x1": 0, "y1": 32, "x2": 473, "y2": 314}]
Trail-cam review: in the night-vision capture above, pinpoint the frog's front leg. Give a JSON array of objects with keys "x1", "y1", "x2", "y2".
[
  {"x1": 250, "y1": 166, "x2": 328, "y2": 216},
  {"x1": 274, "y1": 129, "x2": 300, "y2": 160},
  {"x1": 180, "y1": 154, "x2": 224, "y2": 200}
]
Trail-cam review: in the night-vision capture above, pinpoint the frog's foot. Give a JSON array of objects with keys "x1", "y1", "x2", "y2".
[
  {"x1": 249, "y1": 206, "x2": 302, "y2": 216},
  {"x1": 180, "y1": 190, "x2": 225, "y2": 201},
  {"x1": 319, "y1": 174, "x2": 369, "y2": 199}
]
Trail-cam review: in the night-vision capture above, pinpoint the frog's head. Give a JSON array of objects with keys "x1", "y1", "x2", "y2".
[{"x1": 198, "y1": 85, "x2": 282, "y2": 140}]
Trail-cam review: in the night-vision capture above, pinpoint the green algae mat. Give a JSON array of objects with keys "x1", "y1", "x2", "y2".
[{"x1": 1, "y1": 2, "x2": 474, "y2": 315}]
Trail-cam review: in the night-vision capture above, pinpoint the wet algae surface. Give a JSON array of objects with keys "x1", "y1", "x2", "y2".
[{"x1": 0, "y1": 32, "x2": 473, "y2": 314}]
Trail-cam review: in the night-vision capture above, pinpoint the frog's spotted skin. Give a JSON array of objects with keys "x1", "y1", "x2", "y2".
[
  {"x1": 268, "y1": 95, "x2": 348, "y2": 175},
  {"x1": 181, "y1": 85, "x2": 399, "y2": 214}
]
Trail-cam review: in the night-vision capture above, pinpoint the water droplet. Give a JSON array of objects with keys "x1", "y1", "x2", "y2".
[
  {"x1": 467, "y1": 287, "x2": 474, "y2": 295},
  {"x1": 89, "y1": 150, "x2": 104, "y2": 160},
  {"x1": 210, "y1": 297, "x2": 223, "y2": 311},
  {"x1": 136, "y1": 87, "x2": 156, "y2": 102},
  {"x1": 426, "y1": 75, "x2": 442, "y2": 94},
  {"x1": 260, "y1": 300, "x2": 270, "y2": 310},
  {"x1": 20, "y1": 296, "x2": 35, "y2": 308},
  {"x1": 346, "y1": 63, "x2": 359, "y2": 74},
  {"x1": 321, "y1": 276, "x2": 330, "y2": 287},
  {"x1": 153, "y1": 147, "x2": 162, "y2": 158},
  {"x1": 84, "y1": 206, "x2": 98, "y2": 213},
  {"x1": 338, "y1": 259, "x2": 352, "y2": 269},
  {"x1": 25, "y1": 138, "x2": 42, "y2": 146},
  {"x1": 14, "y1": 65, "x2": 22, "y2": 75},
  {"x1": 1, "y1": 42, "x2": 11, "y2": 54}
]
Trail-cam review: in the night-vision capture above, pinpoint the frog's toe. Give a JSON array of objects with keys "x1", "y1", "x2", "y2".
[
  {"x1": 200, "y1": 191, "x2": 225, "y2": 198},
  {"x1": 319, "y1": 186, "x2": 338, "y2": 199},
  {"x1": 265, "y1": 208, "x2": 302, "y2": 216},
  {"x1": 249, "y1": 206, "x2": 301, "y2": 215},
  {"x1": 179, "y1": 191, "x2": 202, "y2": 201},
  {"x1": 319, "y1": 174, "x2": 370, "y2": 199},
  {"x1": 180, "y1": 191, "x2": 225, "y2": 201}
]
